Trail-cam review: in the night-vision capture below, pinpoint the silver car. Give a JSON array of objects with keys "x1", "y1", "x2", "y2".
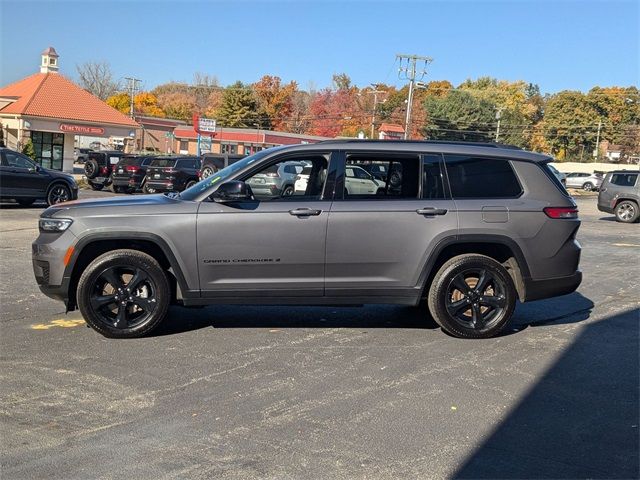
[
  {"x1": 246, "y1": 161, "x2": 306, "y2": 197},
  {"x1": 565, "y1": 172, "x2": 603, "y2": 191}
]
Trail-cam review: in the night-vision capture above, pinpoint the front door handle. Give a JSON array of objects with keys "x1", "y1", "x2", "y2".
[
  {"x1": 289, "y1": 208, "x2": 322, "y2": 217},
  {"x1": 416, "y1": 207, "x2": 448, "y2": 216}
]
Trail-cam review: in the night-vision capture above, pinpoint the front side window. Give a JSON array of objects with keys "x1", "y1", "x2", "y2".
[
  {"x1": 3, "y1": 151, "x2": 35, "y2": 169},
  {"x1": 244, "y1": 155, "x2": 328, "y2": 201},
  {"x1": 344, "y1": 154, "x2": 420, "y2": 199},
  {"x1": 445, "y1": 155, "x2": 522, "y2": 199},
  {"x1": 610, "y1": 173, "x2": 638, "y2": 187}
]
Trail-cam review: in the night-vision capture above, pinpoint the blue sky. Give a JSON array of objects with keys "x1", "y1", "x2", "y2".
[{"x1": 1, "y1": 0, "x2": 638, "y2": 94}]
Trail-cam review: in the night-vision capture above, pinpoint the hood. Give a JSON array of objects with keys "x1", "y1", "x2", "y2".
[
  {"x1": 42, "y1": 193, "x2": 180, "y2": 218},
  {"x1": 44, "y1": 167, "x2": 76, "y2": 183}
]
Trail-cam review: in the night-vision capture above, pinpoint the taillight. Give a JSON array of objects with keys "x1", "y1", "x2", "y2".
[
  {"x1": 544, "y1": 207, "x2": 579, "y2": 219},
  {"x1": 265, "y1": 172, "x2": 278, "y2": 177},
  {"x1": 196, "y1": 170, "x2": 201, "y2": 178},
  {"x1": 125, "y1": 165, "x2": 139, "y2": 173},
  {"x1": 166, "y1": 168, "x2": 178, "y2": 174},
  {"x1": 100, "y1": 166, "x2": 109, "y2": 175}
]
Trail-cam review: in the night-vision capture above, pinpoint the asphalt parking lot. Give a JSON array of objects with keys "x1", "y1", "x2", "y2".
[{"x1": 1, "y1": 191, "x2": 638, "y2": 479}]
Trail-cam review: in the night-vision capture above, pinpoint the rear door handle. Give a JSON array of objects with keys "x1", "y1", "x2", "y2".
[
  {"x1": 289, "y1": 208, "x2": 322, "y2": 217},
  {"x1": 416, "y1": 207, "x2": 447, "y2": 216}
]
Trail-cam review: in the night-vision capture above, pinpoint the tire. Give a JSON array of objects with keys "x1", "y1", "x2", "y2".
[
  {"x1": 389, "y1": 171, "x2": 402, "y2": 187},
  {"x1": 88, "y1": 182, "x2": 104, "y2": 191},
  {"x1": 143, "y1": 183, "x2": 156, "y2": 194},
  {"x1": 427, "y1": 254, "x2": 516, "y2": 339},
  {"x1": 281, "y1": 185, "x2": 294, "y2": 197},
  {"x1": 84, "y1": 159, "x2": 100, "y2": 179},
  {"x1": 17, "y1": 198, "x2": 35, "y2": 207},
  {"x1": 77, "y1": 249, "x2": 170, "y2": 338},
  {"x1": 185, "y1": 180, "x2": 197, "y2": 189},
  {"x1": 201, "y1": 166, "x2": 216, "y2": 178},
  {"x1": 615, "y1": 200, "x2": 639, "y2": 223},
  {"x1": 582, "y1": 182, "x2": 594, "y2": 191},
  {"x1": 47, "y1": 183, "x2": 72, "y2": 205},
  {"x1": 112, "y1": 185, "x2": 124, "y2": 194}
]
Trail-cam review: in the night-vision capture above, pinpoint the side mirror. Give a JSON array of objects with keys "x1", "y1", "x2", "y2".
[
  {"x1": 211, "y1": 180, "x2": 253, "y2": 203},
  {"x1": 29, "y1": 165, "x2": 40, "y2": 174}
]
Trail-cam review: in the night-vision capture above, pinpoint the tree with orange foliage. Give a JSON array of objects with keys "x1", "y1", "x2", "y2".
[
  {"x1": 253, "y1": 75, "x2": 298, "y2": 131},
  {"x1": 134, "y1": 92, "x2": 165, "y2": 117}
]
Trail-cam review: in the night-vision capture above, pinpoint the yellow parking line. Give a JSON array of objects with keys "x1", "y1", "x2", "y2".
[
  {"x1": 612, "y1": 243, "x2": 640, "y2": 247},
  {"x1": 31, "y1": 319, "x2": 86, "y2": 330}
]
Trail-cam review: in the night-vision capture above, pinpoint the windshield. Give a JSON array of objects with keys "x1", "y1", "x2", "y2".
[{"x1": 179, "y1": 147, "x2": 283, "y2": 201}]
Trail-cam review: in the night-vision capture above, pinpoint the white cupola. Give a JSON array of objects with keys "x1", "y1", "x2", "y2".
[{"x1": 40, "y1": 47, "x2": 59, "y2": 74}]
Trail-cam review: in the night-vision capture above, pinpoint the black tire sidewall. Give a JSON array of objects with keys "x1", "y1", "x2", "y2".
[
  {"x1": 428, "y1": 254, "x2": 516, "y2": 339},
  {"x1": 47, "y1": 183, "x2": 71, "y2": 206},
  {"x1": 85, "y1": 159, "x2": 99, "y2": 179},
  {"x1": 77, "y1": 250, "x2": 170, "y2": 338}
]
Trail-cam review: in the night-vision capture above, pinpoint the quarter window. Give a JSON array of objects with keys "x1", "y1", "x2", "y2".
[
  {"x1": 444, "y1": 155, "x2": 522, "y2": 198},
  {"x1": 422, "y1": 154, "x2": 445, "y2": 199}
]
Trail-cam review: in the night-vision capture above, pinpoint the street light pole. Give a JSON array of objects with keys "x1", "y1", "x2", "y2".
[
  {"x1": 594, "y1": 118, "x2": 602, "y2": 161},
  {"x1": 495, "y1": 107, "x2": 504, "y2": 142}
]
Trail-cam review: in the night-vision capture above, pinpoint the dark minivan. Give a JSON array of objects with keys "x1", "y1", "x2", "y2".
[
  {"x1": 143, "y1": 156, "x2": 201, "y2": 193},
  {"x1": 111, "y1": 155, "x2": 156, "y2": 193}
]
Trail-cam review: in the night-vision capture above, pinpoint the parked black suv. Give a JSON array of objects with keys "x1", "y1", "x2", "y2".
[
  {"x1": 111, "y1": 155, "x2": 156, "y2": 193},
  {"x1": 199, "y1": 153, "x2": 245, "y2": 179},
  {"x1": 143, "y1": 156, "x2": 201, "y2": 193},
  {"x1": 84, "y1": 151, "x2": 126, "y2": 190},
  {"x1": 0, "y1": 147, "x2": 78, "y2": 206}
]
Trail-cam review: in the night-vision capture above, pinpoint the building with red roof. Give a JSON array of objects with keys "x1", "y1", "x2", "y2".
[
  {"x1": 378, "y1": 123, "x2": 405, "y2": 140},
  {"x1": 0, "y1": 47, "x2": 139, "y2": 172}
]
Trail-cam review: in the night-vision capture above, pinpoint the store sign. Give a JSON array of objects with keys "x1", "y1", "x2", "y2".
[
  {"x1": 198, "y1": 117, "x2": 216, "y2": 133},
  {"x1": 59, "y1": 124, "x2": 105, "y2": 135}
]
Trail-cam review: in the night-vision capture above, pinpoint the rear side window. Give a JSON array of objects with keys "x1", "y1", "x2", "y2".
[
  {"x1": 445, "y1": 155, "x2": 522, "y2": 198},
  {"x1": 150, "y1": 158, "x2": 177, "y2": 168},
  {"x1": 422, "y1": 154, "x2": 445, "y2": 199},
  {"x1": 176, "y1": 159, "x2": 197, "y2": 169},
  {"x1": 610, "y1": 173, "x2": 638, "y2": 187},
  {"x1": 120, "y1": 156, "x2": 142, "y2": 166},
  {"x1": 344, "y1": 154, "x2": 420, "y2": 199}
]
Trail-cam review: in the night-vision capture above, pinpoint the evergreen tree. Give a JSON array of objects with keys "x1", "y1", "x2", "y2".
[
  {"x1": 216, "y1": 81, "x2": 259, "y2": 128},
  {"x1": 22, "y1": 139, "x2": 36, "y2": 160}
]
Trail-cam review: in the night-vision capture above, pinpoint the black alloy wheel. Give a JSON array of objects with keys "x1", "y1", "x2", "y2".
[
  {"x1": 47, "y1": 184, "x2": 71, "y2": 205},
  {"x1": 77, "y1": 250, "x2": 170, "y2": 338},
  {"x1": 428, "y1": 254, "x2": 516, "y2": 338}
]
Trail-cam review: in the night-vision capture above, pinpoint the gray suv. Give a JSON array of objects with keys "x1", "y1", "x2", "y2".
[
  {"x1": 597, "y1": 170, "x2": 639, "y2": 223},
  {"x1": 32, "y1": 141, "x2": 582, "y2": 339}
]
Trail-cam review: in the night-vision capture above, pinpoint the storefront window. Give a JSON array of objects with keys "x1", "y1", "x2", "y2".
[
  {"x1": 221, "y1": 143, "x2": 237, "y2": 154},
  {"x1": 31, "y1": 131, "x2": 64, "y2": 170}
]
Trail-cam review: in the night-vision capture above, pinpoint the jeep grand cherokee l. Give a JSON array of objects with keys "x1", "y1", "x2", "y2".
[{"x1": 32, "y1": 140, "x2": 582, "y2": 339}]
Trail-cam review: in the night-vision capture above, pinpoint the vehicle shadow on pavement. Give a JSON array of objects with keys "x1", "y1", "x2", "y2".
[
  {"x1": 0, "y1": 202, "x2": 47, "y2": 209},
  {"x1": 153, "y1": 304, "x2": 440, "y2": 336},
  {"x1": 454, "y1": 307, "x2": 639, "y2": 479},
  {"x1": 512, "y1": 292, "x2": 594, "y2": 328}
]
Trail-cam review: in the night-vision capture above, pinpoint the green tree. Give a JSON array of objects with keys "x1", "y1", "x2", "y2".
[
  {"x1": 22, "y1": 138, "x2": 36, "y2": 160},
  {"x1": 216, "y1": 81, "x2": 259, "y2": 128},
  {"x1": 543, "y1": 91, "x2": 599, "y2": 161},
  {"x1": 422, "y1": 90, "x2": 495, "y2": 142}
]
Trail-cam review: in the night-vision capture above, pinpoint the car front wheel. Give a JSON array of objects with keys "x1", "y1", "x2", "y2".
[
  {"x1": 201, "y1": 166, "x2": 216, "y2": 178},
  {"x1": 47, "y1": 184, "x2": 71, "y2": 205},
  {"x1": 428, "y1": 254, "x2": 516, "y2": 339},
  {"x1": 77, "y1": 250, "x2": 170, "y2": 338},
  {"x1": 582, "y1": 182, "x2": 594, "y2": 191}
]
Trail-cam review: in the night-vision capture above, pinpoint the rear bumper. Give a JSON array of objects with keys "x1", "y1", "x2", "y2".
[{"x1": 523, "y1": 271, "x2": 582, "y2": 302}]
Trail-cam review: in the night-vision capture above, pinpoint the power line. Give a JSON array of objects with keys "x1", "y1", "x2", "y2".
[{"x1": 397, "y1": 53, "x2": 433, "y2": 139}]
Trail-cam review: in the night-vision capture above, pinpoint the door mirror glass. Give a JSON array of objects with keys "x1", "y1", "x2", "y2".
[{"x1": 211, "y1": 180, "x2": 254, "y2": 203}]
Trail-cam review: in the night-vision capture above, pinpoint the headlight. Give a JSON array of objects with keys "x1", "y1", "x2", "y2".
[{"x1": 39, "y1": 218, "x2": 73, "y2": 232}]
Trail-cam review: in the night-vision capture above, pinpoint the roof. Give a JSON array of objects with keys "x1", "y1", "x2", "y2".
[
  {"x1": 0, "y1": 73, "x2": 138, "y2": 128},
  {"x1": 274, "y1": 140, "x2": 552, "y2": 163},
  {"x1": 379, "y1": 123, "x2": 405, "y2": 133},
  {"x1": 42, "y1": 47, "x2": 59, "y2": 57}
]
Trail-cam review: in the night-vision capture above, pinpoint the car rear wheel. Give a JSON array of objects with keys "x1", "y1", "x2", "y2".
[
  {"x1": 112, "y1": 185, "x2": 125, "y2": 193},
  {"x1": 47, "y1": 184, "x2": 71, "y2": 205},
  {"x1": 84, "y1": 159, "x2": 100, "y2": 179},
  {"x1": 77, "y1": 250, "x2": 170, "y2": 338},
  {"x1": 17, "y1": 198, "x2": 35, "y2": 207},
  {"x1": 143, "y1": 183, "x2": 156, "y2": 194},
  {"x1": 185, "y1": 180, "x2": 197, "y2": 189},
  {"x1": 88, "y1": 182, "x2": 104, "y2": 191},
  {"x1": 615, "y1": 200, "x2": 639, "y2": 223},
  {"x1": 281, "y1": 185, "x2": 294, "y2": 196},
  {"x1": 428, "y1": 254, "x2": 516, "y2": 339},
  {"x1": 582, "y1": 182, "x2": 594, "y2": 191}
]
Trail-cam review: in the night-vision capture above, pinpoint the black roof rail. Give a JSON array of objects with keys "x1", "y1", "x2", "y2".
[{"x1": 314, "y1": 139, "x2": 522, "y2": 150}]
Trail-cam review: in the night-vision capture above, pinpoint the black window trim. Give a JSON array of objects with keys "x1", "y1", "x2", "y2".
[
  {"x1": 442, "y1": 153, "x2": 525, "y2": 200},
  {"x1": 337, "y1": 150, "x2": 424, "y2": 201}
]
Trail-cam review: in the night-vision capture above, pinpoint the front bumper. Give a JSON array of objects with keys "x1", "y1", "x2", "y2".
[{"x1": 32, "y1": 230, "x2": 77, "y2": 304}]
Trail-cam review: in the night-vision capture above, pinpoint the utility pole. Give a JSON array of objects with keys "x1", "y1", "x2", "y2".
[
  {"x1": 367, "y1": 87, "x2": 386, "y2": 139},
  {"x1": 495, "y1": 107, "x2": 504, "y2": 142},
  {"x1": 124, "y1": 77, "x2": 141, "y2": 118},
  {"x1": 594, "y1": 118, "x2": 602, "y2": 161},
  {"x1": 397, "y1": 54, "x2": 432, "y2": 140}
]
